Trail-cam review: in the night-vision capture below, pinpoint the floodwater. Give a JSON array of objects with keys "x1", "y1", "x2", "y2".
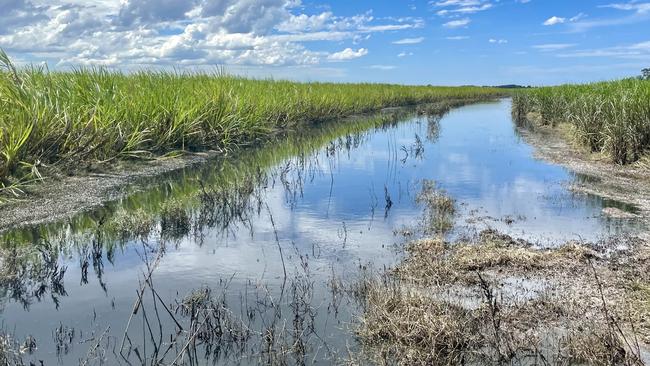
[{"x1": 0, "y1": 99, "x2": 642, "y2": 365}]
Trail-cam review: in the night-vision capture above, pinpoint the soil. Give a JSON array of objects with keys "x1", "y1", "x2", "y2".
[
  {"x1": 0, "y1": 151, "x2": 219, "y2": 233},
  {"x1": 516, "y1": 121, "x2": 650, "y2": 240}
]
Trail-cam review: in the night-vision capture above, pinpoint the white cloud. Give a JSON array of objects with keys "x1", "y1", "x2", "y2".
[
  {"x1": 0, "y1": 0, "x2": 423, "y2": 71},
  {"x1": 327, "y1": 47, "x2": 368, "y2": 61},
  {"x1": 368, "y1": 64, "x2": 396, "y2": 70},
  {"x1": 436, "y1": 3, "x2": 492, "y2": 15},
  {"x1": 543, "y1": 13, "x2": 588, "y2": 27},
  {"x1": 392, "y1": 37, "x2": 424, "y2": 45},
  {"x1": 600, "y1": 2, "x2": 650, "y2": 14},
  {"x1": 432, "y1": 0, "x2": 493, "y2": 15},
  {"x1": 276, "y1": 12, "x2": 333, "y2": 33},
  {"x1": 557, "y1": 40, "x2": 650, "y2": 59},
  {"x1": 116, "y1": 0, "x2": 197, "y2": 26},
  {"x1": 543, "y1": 16, "x2": 566, "y2": 26},
  {"x1": 360, "y1": 23, "x2": 423, "y2": 32},
  {"x1": 489, "y1": 38, "x2": 507, "y2": 44},
  {"x1": 569, "y1": 2, "x2": 650, "y2": 31},
  {"x1": 443, "y1": 18, "x2": 471, "y2": 28},
  {"x1": 532, "y1": 43, "x2": 576, "y2": 51},
  {"x1": 433, "y1": 0, "x2": 483, "y2": 5},
  {"x1": 569, "y1": 13, "x2": 587, "y2": 22},
  {"x1": 446, "y1": 35, "x2": 469, "y2": 40},
  {"x1": 0, "y1": 0, "x2": 48, "y2": 33}
]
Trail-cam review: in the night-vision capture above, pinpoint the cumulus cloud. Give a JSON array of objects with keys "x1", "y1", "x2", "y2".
[
  {"x1": 0, "y1": 0, "x2": 48, "y2": 34},
  {"x1": 327, "y1": 47, "x2": 368, "y2": 61},
  {"x1": 115, "y1": 0, "x2": 295, "y2": 34},
  {"x1": 276, "y1": 12, "x2": 333, "y2": 33},
  {"x1": 543, "y1": 16, "x2": 566, "y2": 25},
  {"x1": 0, "y1": 0, "x2": 423, "y2": 70},
  {"x1": 116, "y1": 0, "x2": 196, "y2": 26},
  {"x1": 543, "y1": 13, "x2": 586, "y2": 26}
]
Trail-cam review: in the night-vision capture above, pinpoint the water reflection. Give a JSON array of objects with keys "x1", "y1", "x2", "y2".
[{"x1": 0, "y1": 99, "x2": 643, "y2": 365}]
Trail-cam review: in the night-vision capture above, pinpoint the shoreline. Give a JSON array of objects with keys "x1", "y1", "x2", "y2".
[
  {"x1": 0, "y1": 150, "x2": 220, "y2": 233},
  {"x1": 0, "y1": 98, "x2": 501, "y2": 234},
  {"x1": 3, "y1": 99, "x2": 648, "y2": 239},
  {"x1": 516, "y1": 121, "x2": 650, "y2": 240}
]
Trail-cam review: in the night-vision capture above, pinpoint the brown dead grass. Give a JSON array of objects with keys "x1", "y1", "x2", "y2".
[{"x1": 353, "y1": 228, "x2": 650, "y2": 365}]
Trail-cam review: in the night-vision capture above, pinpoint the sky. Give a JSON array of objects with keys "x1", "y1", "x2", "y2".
[{"x1": 1, "y1": 0, "x2": 649, "y2": 85}]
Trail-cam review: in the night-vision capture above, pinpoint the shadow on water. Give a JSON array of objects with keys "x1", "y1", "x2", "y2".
[{"x1": 0, "y1": 99, "x2": 644, "y2": 365}]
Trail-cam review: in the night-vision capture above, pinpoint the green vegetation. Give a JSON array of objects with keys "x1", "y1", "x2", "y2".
[
  {"x1": 641, "y1": 68, "x2": 650, "y2": 81},
  {"x1": 512, "y1": 78, "x2": 650, "y2": 164},
  {"x1": 0, "y1": 50, "x2": 501, "y2": 198},
  {"x1": 0, "y1": 110, "x2": 410, "y2": 243}
]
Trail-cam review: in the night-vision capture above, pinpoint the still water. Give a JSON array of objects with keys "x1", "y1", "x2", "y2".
[{"x1": 0, "y1": 99, "x2": 641, "y2": 365}]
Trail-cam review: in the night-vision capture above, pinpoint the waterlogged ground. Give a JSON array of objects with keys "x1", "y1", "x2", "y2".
[{"x1": 0, "y1": 99, "x2": 644, "y2": 365}]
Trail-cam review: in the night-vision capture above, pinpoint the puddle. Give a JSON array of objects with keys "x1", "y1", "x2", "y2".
[{"x1": 0, "y1": 99, "x2": 643, "y2": 365}]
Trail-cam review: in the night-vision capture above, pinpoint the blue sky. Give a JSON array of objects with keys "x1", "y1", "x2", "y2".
[{"x1": 1, "y1": 0, "x2": 649, "y2": 85}]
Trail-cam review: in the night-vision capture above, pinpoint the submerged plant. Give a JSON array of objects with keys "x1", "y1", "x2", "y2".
[{"x1": 416, "y1": 180, "x2": 456, "y2": 235}]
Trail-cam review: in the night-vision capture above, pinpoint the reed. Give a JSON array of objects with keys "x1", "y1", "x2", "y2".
[
  {"x1": 0, "y1": 50, "x2": 502, "y2": 197},
  {"x1": 512, "y1": 79, "x2": 650, "y2": 164}
]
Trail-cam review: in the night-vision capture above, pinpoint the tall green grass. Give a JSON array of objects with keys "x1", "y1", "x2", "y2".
[
  {"x1": 512, "y1": 79, "x2": 650, "y2": 165},
  {"x1": 0, "y1": 51, "x2": 502, "y2": 196}
]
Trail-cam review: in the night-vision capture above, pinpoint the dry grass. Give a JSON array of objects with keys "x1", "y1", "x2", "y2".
[
  {"x1": 393, "y1": 230, "x2": 597, "y2": 286},
  {"x1": 357, "y1": 281, "x2": 480, "y2": 365},
  {"x1": 352, "y1": 228, "x2": 649, "y2": 365},
  {"x1": 416, "y1": 180, "x2": 456, "y2": 235}
]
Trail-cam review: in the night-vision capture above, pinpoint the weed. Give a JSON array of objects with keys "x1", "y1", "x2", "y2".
[{"x1": 416, "y1": 180, "x2": 456, "y2": 235}]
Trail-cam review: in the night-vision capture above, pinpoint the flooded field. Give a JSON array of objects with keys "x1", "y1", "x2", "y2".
[{"x1": 0, "y1": 99, "x2": 644, "y2": 365}]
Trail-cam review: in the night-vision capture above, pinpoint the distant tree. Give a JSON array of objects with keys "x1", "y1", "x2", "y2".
[{"x1": 642, "y1": 68, "x2": 650, "y2": 80}]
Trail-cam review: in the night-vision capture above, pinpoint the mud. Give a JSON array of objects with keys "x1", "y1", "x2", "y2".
[
  {"x1": 0, "y1": 150, "x2": 219, "y2": 233},
  {"x1": 517, "y1": 123, "x2": 650, "y2": 239}
]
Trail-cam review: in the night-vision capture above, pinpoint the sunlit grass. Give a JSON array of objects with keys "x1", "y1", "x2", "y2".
[
  {"x1": 0, "y1": 50, "x2": 502, "y2": 197},
  {"x1": 512, "y1": 79, "x2": 650, "y2": 164}
]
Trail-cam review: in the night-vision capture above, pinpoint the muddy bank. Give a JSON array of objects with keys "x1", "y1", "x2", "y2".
[
  {"x1": 0, "y1": 151, "x2": 219, "y2": 233},
  {"x1": 516, "y1": 119, "x2": 650, "y2": 235},
  {"x1": 0, "y1": 99, "x2": 493, "y2": 234}
]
